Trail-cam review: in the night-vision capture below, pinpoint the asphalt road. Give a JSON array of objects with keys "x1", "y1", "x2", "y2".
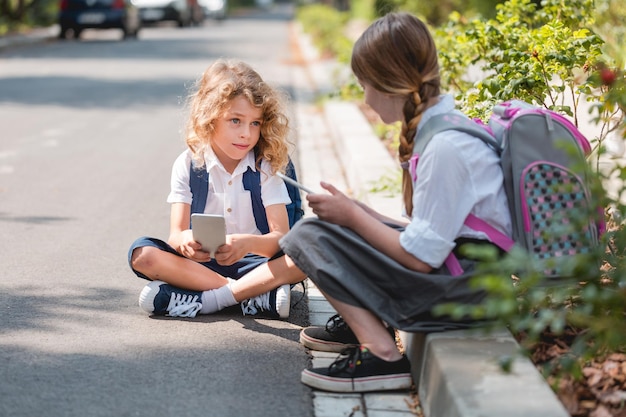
[{"x1": 0, "y1": 4, "x2": 313, "y2": 417}]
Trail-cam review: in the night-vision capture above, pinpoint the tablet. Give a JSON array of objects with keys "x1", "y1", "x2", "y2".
[{"x1": 191, "y1": 213, "x2": 226, "y2": 257}]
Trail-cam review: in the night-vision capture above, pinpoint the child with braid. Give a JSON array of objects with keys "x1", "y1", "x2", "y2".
[{"x1": 289, "y1": 12, "x2": 512, "y2": 391}]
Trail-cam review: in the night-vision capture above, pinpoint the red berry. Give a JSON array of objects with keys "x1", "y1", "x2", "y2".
[{"x1": 600, "y1": 68, "x2": 616, "y2": 86}]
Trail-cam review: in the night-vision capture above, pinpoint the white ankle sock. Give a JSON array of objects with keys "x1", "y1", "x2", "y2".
[{"x1": 200, "y1": 279, "x2": 237, "y2": 314}]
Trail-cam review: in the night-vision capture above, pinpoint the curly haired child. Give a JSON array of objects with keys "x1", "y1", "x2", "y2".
[{"x1": 127, "y1": 59, "x2": 295, "y2": 319}]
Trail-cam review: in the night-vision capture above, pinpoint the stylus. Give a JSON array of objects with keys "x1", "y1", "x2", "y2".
[{"x1": 277, "y1": 172, "x2": 316, "y2": 194}]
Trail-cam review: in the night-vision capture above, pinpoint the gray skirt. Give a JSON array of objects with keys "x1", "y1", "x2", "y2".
[{"x1": 279, "y1": 217, "x2": 489, "y2": 332}]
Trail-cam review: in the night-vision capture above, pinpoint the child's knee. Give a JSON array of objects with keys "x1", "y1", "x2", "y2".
[{"x1": 130, "y1": 246, "x2": 157, "y2": 271}]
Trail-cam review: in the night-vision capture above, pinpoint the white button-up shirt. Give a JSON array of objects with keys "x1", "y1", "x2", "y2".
[{"x1": 167, "y1": 148, "x2": 291, "y2": 235}]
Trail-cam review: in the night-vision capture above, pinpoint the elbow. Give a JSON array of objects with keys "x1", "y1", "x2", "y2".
[
  {"x1": 408, "y1": 259, "x2": 432, "y2": 274},
  {"x1": 399, "y1": 246, "x2": 432, "y2": 273}
]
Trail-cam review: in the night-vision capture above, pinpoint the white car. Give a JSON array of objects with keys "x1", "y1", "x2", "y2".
[
  {"x1": 198, "y1": 0, "x2": 226, "y2": 20},
  {"x1": 133, "y1": 0, "x2": 203, "y2": 27}
]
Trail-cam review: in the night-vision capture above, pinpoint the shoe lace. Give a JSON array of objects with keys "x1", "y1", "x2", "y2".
[
  {"x1": 326, "y1": 314, "x2": 350, "y2": 334},
  {"x1": 329, "y1": 346, "x2": 363, "y2": 376},
  {"x1": 290, "y1": 280, "x2": 307, "y2": 307},
  {"x1": 241, "y1": 291, "x2": 271, "y2": 316},
  {"x1": 327, "y1": 314, "x2": 396, "y2": 340},
  {"x1": 166, "y1": 292, "x2": 202, "y2": 317}
]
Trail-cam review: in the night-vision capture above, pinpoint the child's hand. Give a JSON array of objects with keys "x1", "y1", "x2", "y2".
[
  {"x1": 178, "y1": 229, "x2": 212, "y2": 262},
  {"x1": 307, "y1": 182, "x2": 360, "y2": 227},
  {"x1": 213, "y1": 234, "x2": 246, "y2": 266}
]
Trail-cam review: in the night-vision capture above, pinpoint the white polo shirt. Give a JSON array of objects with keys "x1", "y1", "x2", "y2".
[
  {"x1": 399, "y1": 95, "x2": 512, "y2": 268},
  {"x1": 167, "y1": 148, "x2": 291, "y2": 235}
]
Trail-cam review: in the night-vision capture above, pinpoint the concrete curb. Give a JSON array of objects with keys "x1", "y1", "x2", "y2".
[{"x1": 418, "y1": 330, "x2": 570, "y2": 417}]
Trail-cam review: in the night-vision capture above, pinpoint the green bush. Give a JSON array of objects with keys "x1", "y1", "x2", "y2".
[
  {"x1": 0, "y1": 0, "x2": 58, "y2": 34},
  {"x1": 435, "y1": 0, "x2": 604, "y2": 121},
  {"x1": 387, "y1": 0, "x2": 504, "y2": 25}
]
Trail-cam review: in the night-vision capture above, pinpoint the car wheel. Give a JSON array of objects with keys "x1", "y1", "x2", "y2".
[
  {"x1": 59, "y1": 26, "x2": 70, "y2": 39},
  {"x1": 73, "y1": 28, "x2": 83, "y2": 39},
  {"x1": 123, "y1": 26, "x2": 140, "y2": 39},
  {"x1": 178, "y1": 11, "x2": 192, "y2": 27}
]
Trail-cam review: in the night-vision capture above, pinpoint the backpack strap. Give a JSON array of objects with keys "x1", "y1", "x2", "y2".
[
  {"x1": 443, "y1": 216, "x2": 515, "y2": 276},
  {"x1": 417, "y1": 111, "x2": 502, "y2": 156},
  {"x1": 284, "y1": 159, "x2": 305, "y2": 225},
  {"x1": 242, "y1": 166, "x2": 270, "y2": 234},
  {"x1": 464, "y1": 214, "x2": 515, "y2": 251},
  {"x1": 403, "y1": 111, "x2": 502, "y2": 182},
  {"x1": 188, "y1": 158, "x2": 270, "y2": 233},
  {"x1": 243, "y1": 157, "x2": 305, "y2": 232},
  {"x1": 189, "y1": 160, "x2": 209, "y2": 228}
]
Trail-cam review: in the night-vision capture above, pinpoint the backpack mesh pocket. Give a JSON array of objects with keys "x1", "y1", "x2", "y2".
[{"x1": 522, "y1": 162, "x2": 595, "y2": 276}]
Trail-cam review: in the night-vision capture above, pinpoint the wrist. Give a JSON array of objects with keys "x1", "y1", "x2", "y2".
[{"x1": 345, "y1": 201, "x2": 366, "y2": 229}]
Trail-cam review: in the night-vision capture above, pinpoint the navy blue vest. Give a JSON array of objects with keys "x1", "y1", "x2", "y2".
[{"x1": 189, "y1": 156, "x2": 304, "y2": 234}]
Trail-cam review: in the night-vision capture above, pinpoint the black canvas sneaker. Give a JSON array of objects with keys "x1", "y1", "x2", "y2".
[
  {"x1": 300, "y1": 314, "x2": 396, "y2": 352},
  {"x1": 301, "y1": 346, "x2": 412, "y2": 393}
]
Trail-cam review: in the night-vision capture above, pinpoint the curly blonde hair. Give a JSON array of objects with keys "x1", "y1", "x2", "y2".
[
  {"x1": 185, "y1": 59, "x2": 291, "y2": 174},
  {"x1": 351, "y1": 12, "x2": 441, "y2": 215}
]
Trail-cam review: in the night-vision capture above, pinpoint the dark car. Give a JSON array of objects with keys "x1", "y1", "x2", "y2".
[
  {"x1": 134, "y1": 0, "x2": 204, "y2": 27},
  {"x1": 58, "y1": 0, "x2": 141, "y2": 39}
]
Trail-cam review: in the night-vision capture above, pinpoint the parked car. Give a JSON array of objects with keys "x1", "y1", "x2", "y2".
[
  {"x1": 198, "y1": 0, "x2": 226, "y2": 20},
  {"x1": 58, "y1": 0, "x2": 141, "y2": 39},
  {"x1": 254, "y1": 0, "x2": 271, "y2": 9},
  {"x1": 134, "y1": 0, "x2": 204, "y2": 27}
]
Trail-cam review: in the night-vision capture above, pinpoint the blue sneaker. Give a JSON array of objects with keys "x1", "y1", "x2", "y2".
[
  {"x1": 138, "y1": 280, "x2": 203, "y2": 318},
  {"x1": 240, "y1": 284, "x2": 290, "y2": 319}
]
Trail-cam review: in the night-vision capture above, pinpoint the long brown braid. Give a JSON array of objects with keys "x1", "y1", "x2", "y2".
[{"x1": 351, "y1": 13, "x2": 441, "y2": 215}]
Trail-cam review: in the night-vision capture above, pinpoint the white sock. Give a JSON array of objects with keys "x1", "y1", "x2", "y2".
[{"x1": 200, "y1": 278, "x2": 237, "y2": 314}]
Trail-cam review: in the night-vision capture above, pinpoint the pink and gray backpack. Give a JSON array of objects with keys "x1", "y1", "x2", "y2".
[{"x1": 412, "y1": 100, "x2": 601, "y2": 278}]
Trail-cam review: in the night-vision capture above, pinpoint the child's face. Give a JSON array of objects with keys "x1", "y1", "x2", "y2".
[
  {"x1": 211, "y1": 95, "x2": 263, "y2": 171},
  {"x1": 359, "y1": 80, "x2": 404, "y2": 124}
]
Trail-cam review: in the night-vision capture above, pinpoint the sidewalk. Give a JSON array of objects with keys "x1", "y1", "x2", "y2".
[{"x1": 0, "y1": 26, "x2": 58, "y2": 50}]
